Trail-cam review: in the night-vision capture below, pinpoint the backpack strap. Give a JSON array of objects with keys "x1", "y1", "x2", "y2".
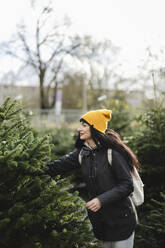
[
  {"x1": 78, "y1": 148, "x2": 83, "y2": 164},
  {"x1": 107, "y1": 149, "x2": 112, "y2": 165}
]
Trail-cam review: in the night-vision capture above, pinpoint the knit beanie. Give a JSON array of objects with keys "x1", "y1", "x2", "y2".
[{"x1": 80, "y1": 109, "x2": 112, "y2": 133}]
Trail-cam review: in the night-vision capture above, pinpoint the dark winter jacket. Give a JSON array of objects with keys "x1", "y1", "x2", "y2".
[{"x1": 45, "y1": 144, "x2": 137, "y2": 241}]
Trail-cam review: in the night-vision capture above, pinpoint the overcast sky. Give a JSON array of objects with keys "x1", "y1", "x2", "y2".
[{"x1": 0, "y1": 0, "x2": 165, "y2": 78}]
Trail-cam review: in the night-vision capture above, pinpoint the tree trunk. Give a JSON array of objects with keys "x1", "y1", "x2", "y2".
[
  {"x1": 50, "y1": 82, "x2": 58, "y2": 108},
  {"x1": 39, "y1": 68, "x2": 47, "y2": 109}
]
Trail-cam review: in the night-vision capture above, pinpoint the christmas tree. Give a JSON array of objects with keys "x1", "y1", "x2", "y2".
[
  {"x1": 127, "y1": 106, "x2": 165, "y2": 248},
  {"x1": 0, "y1": 98, "x2": 97, "y2": 248},
  {"x1": 144, "y1": 193, "x2": 165, "y2": 248}
]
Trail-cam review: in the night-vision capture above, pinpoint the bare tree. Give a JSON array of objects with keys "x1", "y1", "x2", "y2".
[
  {"x1": 1, "y1": 0, "x2": 122, "y2": 109},
  {"x1": 2, "y1": 0, "x2": 82, "y2": 109}
]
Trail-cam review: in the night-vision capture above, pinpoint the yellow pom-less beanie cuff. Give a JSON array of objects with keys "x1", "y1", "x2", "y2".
[{"x1": 80, "y1": 109, "x2": 112, "y2": 133}]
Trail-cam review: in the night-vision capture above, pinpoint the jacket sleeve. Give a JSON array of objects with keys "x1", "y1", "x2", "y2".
[
  {"x1": 97, "y1": 150, "x2": 133, "y2": 206},
  {"x1": 45, "y1": 149, "x2": 80, "y2": 177}
]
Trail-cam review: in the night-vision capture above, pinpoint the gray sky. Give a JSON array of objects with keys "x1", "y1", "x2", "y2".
[{"x1": 1, "y1": 0, "x2": 165, "y2": 80}]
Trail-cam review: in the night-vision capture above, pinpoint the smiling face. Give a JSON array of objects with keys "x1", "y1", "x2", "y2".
[{"x1": 77, "y1": 121, "x2": 92, "y2": 141}]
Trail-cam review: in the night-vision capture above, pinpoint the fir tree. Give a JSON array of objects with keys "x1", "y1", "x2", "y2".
[
  {"x1": 127, "y1": 106, "x2": 165, "y2": 248},
  {"x1": 0, "y1": 98, "x2": 98, "y2": 248},
  {"x1": 128, "y1": 107, "x2": 165, "y2": 201},
  {"x1": 135, "y1": 193, "x2": 165, "y2": 248}
]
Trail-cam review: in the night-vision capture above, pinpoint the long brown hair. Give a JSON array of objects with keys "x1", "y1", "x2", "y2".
[
  {"x1": 105, "y1": 129, "x2": 140, "y2": 172},
  {"x1": 75, "y1": 120, "x2": 140, "y2": 172}
]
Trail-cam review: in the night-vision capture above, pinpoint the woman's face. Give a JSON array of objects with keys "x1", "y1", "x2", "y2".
[{"x1": 77, "y1": 122, "x2": 92, "y2": 141}]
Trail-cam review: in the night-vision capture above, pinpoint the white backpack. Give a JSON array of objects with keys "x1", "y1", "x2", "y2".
[{"x1": 79, "y1": 148, "x2": 144, "y2": 207}]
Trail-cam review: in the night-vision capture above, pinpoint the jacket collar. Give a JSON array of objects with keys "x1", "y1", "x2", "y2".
[
  {"x1": 84, "y1": 141, "x2": 97, "y2": 149},
  {"x1": 81, "y1": 142, "x2": 101, "y2": 157}
]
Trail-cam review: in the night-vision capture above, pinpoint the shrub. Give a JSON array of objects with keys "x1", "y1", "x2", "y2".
[
  {"x1": 126, "y1": 107, "x2": 165, "y2": 248},
  {"x1": 0, "y1": 98, "x2": 98, "y2": 248}
]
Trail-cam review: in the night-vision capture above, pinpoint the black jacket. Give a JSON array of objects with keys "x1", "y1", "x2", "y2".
[{"x1": 45, "y1": 145, "x2": 137, "y2": 241}]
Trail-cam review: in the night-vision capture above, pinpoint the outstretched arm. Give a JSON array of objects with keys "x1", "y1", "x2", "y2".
[{"x1": 45, "y1": 149, "x2": 80, "y2": 177}]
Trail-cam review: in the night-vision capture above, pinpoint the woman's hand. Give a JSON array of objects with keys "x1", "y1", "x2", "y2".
[{"x1": 86, "y1": 198, "x2": 101, "y2": 212}]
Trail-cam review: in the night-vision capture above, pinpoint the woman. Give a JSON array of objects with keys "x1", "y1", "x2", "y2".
[{"x1": 45, "y1": 109, "x2": 139, "y2": 248}]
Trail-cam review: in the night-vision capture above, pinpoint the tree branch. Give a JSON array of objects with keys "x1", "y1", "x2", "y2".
[
  {"x1": 18, "y1": 31, "x2": 38, "y2": 71},
  {"x1": 46, "y1": 58, "x2": 64, "y2": 96}
]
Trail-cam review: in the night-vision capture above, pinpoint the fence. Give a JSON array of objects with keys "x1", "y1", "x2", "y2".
[
  {"x1": 28, "y1": 108, "x2": 148, "y2": 130},
  {"x1": 28, "y1": 109, "x2": 86, "y2": 129}
]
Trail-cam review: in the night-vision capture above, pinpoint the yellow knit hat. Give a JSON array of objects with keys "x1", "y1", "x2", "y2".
[{"x1": 80, "y1": 109, "x2": 112, "y2": 133}]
